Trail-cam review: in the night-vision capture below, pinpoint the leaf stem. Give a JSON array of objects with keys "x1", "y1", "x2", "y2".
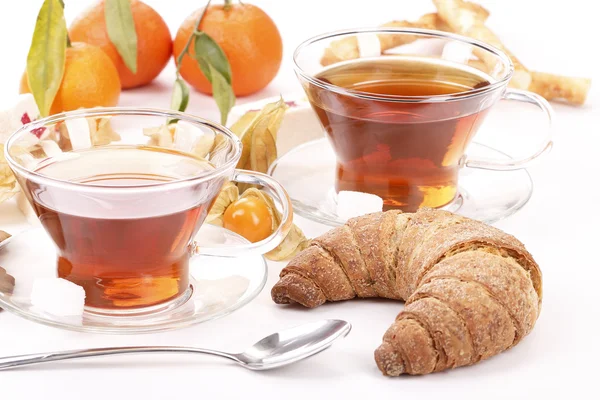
[
  {"x1": 224, "y1": 0, "x2": 234, "y2": 9},
  {"x1": 175, "y1": 0, "x2": 212, "y2": 76}
]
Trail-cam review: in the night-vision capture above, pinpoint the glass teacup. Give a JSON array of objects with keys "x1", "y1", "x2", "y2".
[
  {"x1": 5, "y1": 108, "x2": 292, "y2": 311},
  {"x1": 294, "y1": 28, "x2": 553, "y2": 211}
]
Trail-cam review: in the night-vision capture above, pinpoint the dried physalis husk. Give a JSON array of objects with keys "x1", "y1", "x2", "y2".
[
  {"x1": 239, "y1": 188, "x2": 309, "y2": 261},
  {"x1": 234, "y1": 98, "x2": 288, "y2": 171},
  {"x1": 143, "y1": 123, "x2": 175, "y2": 148},
  {"x1": 90, "y1": 116, "x2": 121, "y2": 146},
  {"x1": 0, "y1": 146, "x2": 19, "y2": 203},
  {"x1": 230, "y1": 98, "x2": 288, "y2": 192},
  {"x1": 143, "y1": 121, "x2": 217, "y2": 160},
  {"x1": 0, "y1": 230, "x2": 10, "y2": 243},
  {"x1": 54, "y1": 121, "x2": 73, "y2": 152},
  {"x1": 0, "y1": 232, "x2": 15, "y2": 308},
  {"x1": 56, "y1": 115, "x2": 122, "y2": 151},
  {"x1": 0, "y1": 265, "x2": 16, "y2": 301},
  {"x1": 191, "y1": 129, "x2": 216, "y2": 159},
  {"x1": 206, "y1": 181, "x2": 239, "y2": 227},
  {"x1": 229, "y1": 109, "x2": 260, "y2": 137}
]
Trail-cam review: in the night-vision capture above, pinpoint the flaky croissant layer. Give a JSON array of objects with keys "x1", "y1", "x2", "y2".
[{"x1": 271, "y1": 209, "x2": 542, "y2": 376}]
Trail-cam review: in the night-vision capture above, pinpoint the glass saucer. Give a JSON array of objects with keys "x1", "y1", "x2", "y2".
[
  {"x1": 0, "y1": 224, "x2": 267, "y2": 334},
  {"x1": 269, "y1": 139, "x2": 533, "y2": 226}
]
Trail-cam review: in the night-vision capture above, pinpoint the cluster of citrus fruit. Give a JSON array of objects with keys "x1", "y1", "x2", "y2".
[{"x1": 21, "y1": 0, "x2": 283, "y2": 116}]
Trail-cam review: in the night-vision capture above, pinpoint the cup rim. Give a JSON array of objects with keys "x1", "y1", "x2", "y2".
[
  {"x1": 293, "y1": 27, "x2": 515, "y2": 103},
  {"x1": 5, "y1": 107, "x2": 242, "y2": 193}
]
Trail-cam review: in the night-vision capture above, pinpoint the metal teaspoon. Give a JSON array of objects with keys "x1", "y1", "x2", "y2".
[{"x1": 0, "y1": 319, "x2": 351, "y2": 371}]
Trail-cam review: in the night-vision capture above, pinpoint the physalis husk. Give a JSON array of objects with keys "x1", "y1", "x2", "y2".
[
  {"x1": 242, "y1": 188, "x2": 309, "y2": 261},
  {"x1": 207, "y1": 183, "x2": 309, "y2": 261},
  {"x1": 1, "y1": 115, "x2": 121, "y2": 205},
  {"x1": 230, "y1": 98, "x2": 288, "y2": 192},
  {"x1": 206, "y1": 181, "x2": 239, "y2": 227},
  {"x1": 143, "y1": 121, "x2": 216, "y2": 159},
  {"x1": 0, "y1": 146, "x2": 19, "y2": 203},
  {"x1": 56, "y1": 115, "x2": 122, "y2": 152},
  {"x1": 90, "y1": 116, "x2": 121, "y2": 146},
  {"x1": 143, "y1": 124, "x2": 174, "y2": 148}
]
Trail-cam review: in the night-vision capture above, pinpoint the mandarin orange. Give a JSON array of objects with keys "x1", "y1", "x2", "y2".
[
  {"x1": 20, "y1": 42, "x2": 121, "y2": 115},
  {"x1": 69, "y1": 0, "x2": 172, "y2": 89},
  {"x1": 174, "y1": 2, "x2": 283, "y2": 97}
]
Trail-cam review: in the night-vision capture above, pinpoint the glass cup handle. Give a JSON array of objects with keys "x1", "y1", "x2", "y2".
[
  {"x1": 191, "y1": 169, "x2": 294, "y2": 258},
  {"x1": 463, "y1": 89, "x2": 554, "y2": 171}
]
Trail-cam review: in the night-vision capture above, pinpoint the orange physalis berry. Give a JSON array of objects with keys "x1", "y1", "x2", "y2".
[{"x1": 223, "y1": 197, "x2": 273, "y2": 243}]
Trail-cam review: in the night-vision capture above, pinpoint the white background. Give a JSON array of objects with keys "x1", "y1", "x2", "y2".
[{"x1": 0, "y1": 0, "x2": 599, "y2": 399}]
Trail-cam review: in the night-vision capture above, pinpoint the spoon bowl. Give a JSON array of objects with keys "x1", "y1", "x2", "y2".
[{"x1": 237, "y1": 319, "x2": 352, "y2": 370}]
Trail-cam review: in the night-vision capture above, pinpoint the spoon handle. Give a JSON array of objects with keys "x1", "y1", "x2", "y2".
[{"x1": 0, "y1": 346, "x2": 240, "y2": 371}]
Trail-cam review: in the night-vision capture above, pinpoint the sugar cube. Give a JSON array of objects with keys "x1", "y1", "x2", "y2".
[
  {"x1": 441, "y1": 41, "x2": 473, "y2": 65},
  {"x1": 65, "y1": 117, "x2": 92, "y2": 150},
  {"x1": 31, "y1": 278, "x2": 86, "y2": 316},
  {"x1": 357, "y1": 33, "x2": 382, "y2": 58},
  {"x1": 40, "y1": 140, "x2": 63, "y2": 157},
  {"x1": 337, "y1": 190, "x2": 384, "y2": 220},
  {"x1": 192, "y1": 275, "x2": 250, "y2": 309}
]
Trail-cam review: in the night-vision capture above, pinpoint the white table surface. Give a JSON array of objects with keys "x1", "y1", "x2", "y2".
[{"x1": 0, "y1": 0, "x2": 598, "y2": 398}]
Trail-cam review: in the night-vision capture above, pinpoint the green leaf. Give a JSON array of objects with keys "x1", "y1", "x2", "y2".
[
  {"x1": 26, "y1": 0, "x2": 67, "y2": 117},
  {"x1": 192, "y1": 32, "x2": 235, "y2": 125},
  {"x1": 208, "y1": 64, "x2": 235, "y2": 125},
  {"x1": 194, "y1": 32, "x2": 232, "y2": 84},
  {"x1": 195, "y1": 57, "x2": 211, "y2": 85},
  {"x1": 105, "y1": 0, "x2": 138, "y2": 74},
  {"x1": 170, "y1": 79, "x2": 190, "y2": 112}
]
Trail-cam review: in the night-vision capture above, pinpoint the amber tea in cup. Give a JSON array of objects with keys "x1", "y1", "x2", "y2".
[
  {"x1": 295, "y1": 29, "x2": 553, "y2": 212},
  {"x1": 29, "y1": 146, "x2": 219, "y2": 309},
  {"x1": 311, "y1": 57, "x2": 492, "y2": 210},
  {"x1": 6, "y1": 108, "x2": 293, "y2": 313}
]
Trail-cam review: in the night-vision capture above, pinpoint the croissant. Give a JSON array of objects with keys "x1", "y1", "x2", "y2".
[{"x1": 271, "y1": 209, "x2": 542, "y2": 376}]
